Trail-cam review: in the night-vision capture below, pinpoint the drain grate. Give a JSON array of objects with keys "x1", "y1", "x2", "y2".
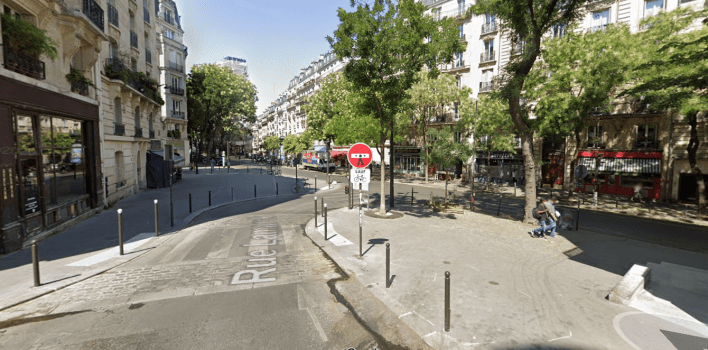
[{"x1": 563, "y1": 247, "x2": 584, "y2": 258}]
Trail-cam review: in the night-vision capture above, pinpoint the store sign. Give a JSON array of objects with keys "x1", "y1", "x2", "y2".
[{"x1": 25, "y1": 196, "x2": 39, "y2": 215}]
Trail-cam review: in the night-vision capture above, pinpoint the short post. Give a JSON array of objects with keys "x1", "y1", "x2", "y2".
[
  {"x1": 254, "y1": 184, "x2": 257, "y2": 197},
  {"x1": 324, "y1": 203, "x2": 328, "y2": 240},
  {"x1": 576, "y1": 197, "x2": 581, "y2": 231},
  {"x1": 386, "y1": 243, "x2": 391, "y2": 288},
  {"x1": 117, "y1": 209, "x2": 124, "y2": 256},
  {"x1": 359, "y1": 192, "x2": 363, "y2": 257},
  {"x1": 154, "y1": 199, "x2": 159, "y2": 236},
  {"x1": 247, "y1": 166, "x2": 249, "y2": 173},
  {"x1": 32, "y1": 241, "x2": 40, "y2": 287},
  {"x1": 616, "y1": 197, "x2": 619, "y2": 208},
  {"x1": 276, "y1": 183, "x2": 279, "y2": 195},
  {"x1": 315, "y1": 175, "x2": 317, "y2": 190},
  {"x1": 231, "y1": 187, "x2": 234, "y2": 201},
  {"x1": 260, "y1": 167, "x2": 262, "y2": 174},
  {"x1": 321, "y1": 197, "x2": 324, "y2": 217},
  {"x1": 189, "y1": 194, "x2": 192, "y2": 213},
  {"x1": 209, "y1": 190, "x2": 212, "y2": 206},
  {"x1": 471, "y1": 193, "x2": 475, "y2": 212},
  {"x1": 411, "y1": 186, "x2": 414, "y2": 206},
  {"x1": 314, "y1": 196, "x2": 318, "y2": 228},
  {"x1": 514, "y1": 181, "x2": 517, "y2": 197},
  {"x1": 445, "y1": 271, "x2": 450, "y2": 332},
  {"x1": 497, "y1": 195, "x2": 503, "y2": 216}
]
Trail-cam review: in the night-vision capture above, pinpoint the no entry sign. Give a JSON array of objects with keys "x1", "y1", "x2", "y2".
[{"x1": 348, "y1": 143, "x2": 373, "y2": 168}]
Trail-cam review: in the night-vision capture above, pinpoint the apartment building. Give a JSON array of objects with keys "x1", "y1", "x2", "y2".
[
  {"x1": 424, "y1": 0, "x2": 706, "y2": 201},
  {"x1": 216, "y1": 56, "x2": 248, "y2": 78},
  {"x1": 0, "y1": 0, "x2": 105, "y2": 253},
  {"x1": 156, "y1": 0, "x2": 188, "y2": 166}
]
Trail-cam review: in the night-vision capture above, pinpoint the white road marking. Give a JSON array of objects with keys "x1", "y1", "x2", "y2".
[
  {"x1": 548, "y1": 330, "x2": 572, "y2": 342},
  {"x1": 433, "y1": 272, "x2": 437, "y2": 282},
  {"x1": 413, "y1": 311, "x2": 435, "y2": 326},
  {"x1": 423, "y1": 331, "x2": 437, "y2": 338},
  {"x1": 517, "y1": 290, "x2": 532, "y2": 299},
  {"x1": 317, "y1": 222, "x2": 353, "y2": 246},
  {"x1": 67, "y1": 232, "x2": 153, "y2": 267},
  {"x1": 466, "y1": 264, "x2": 479, "y2": 271},
  {"x1": 398, "y1": 311, "x2": 412, "y2": 319},
  {"x1": 462, "y1": 342, "x2": 497, "y2": 346}
]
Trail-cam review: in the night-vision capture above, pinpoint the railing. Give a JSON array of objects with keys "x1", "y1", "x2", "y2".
[
  {"x1": 107, "y1": 4, "x2": 119, "y2": 27},
  {"x1": 453, "y1": 60, "x2": 465, "y2": 68},
  {"x1": 168, "y1": 86, "x2": 184, "y2": 95},
  {"x1": 171, "y1": 111, "x2": 185, "y2": 119},
  {"x1": 145, "y1": 50, "x2": 152, "y2": 64},
  {"x1": 590, "y1": 23, "x2": 609, "y2": 33},
  {"x1": 3, "y1": 46, "x2": 45, "y2": 80},
  {"x1": 143, "y1": 7, "x2": 150, "y2": 23},
  {"x1": 71, "y1": 80, "x2": 89, "y2": 96},
  {"x1": 149, "y1": 130, "x2": 155, "y2": 138},
  {"x1": 130, "y1": 31, "x2": 138, "y2": 48},
  {"x1": 479, "y1": 81, "x2": 494, "y2": 92},
  {"x1": 480, "y1": 51, "x2": 495, "y2": 63},
  {"x1": 83, "y1": 0, "x2": 105, "y2": 31},
  {"x1": 134, "y1": 127, "x2": 143, "y2": 138},
  {"x1": 481, "y1": 22, "x2": 497, "y2": 34},
  {"x1": 168, "y1": 61, "x2": 184, "y2": 72},
  {"x1": 114, "y1": 123, "x2": 125, "y2": 136}
]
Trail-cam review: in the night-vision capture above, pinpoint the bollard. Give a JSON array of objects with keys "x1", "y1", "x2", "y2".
[
  {"x1": 497, "y1": 195, "x2": 503, "y2": 216},
  {"x1": 231, "y1": 187, "x2": 234, "y2": 201},
  {"x1": 154, "y1": 199, "x2": 159, "y2": 236},
  {"x1": 254, "y1": 184, "x2": 257, "y2": 198},
  {"x1": 616, "y1": 197, "x2": 619, "y2": 208},
  {"x1": 189, "y1": 194, "x2": 192, "y2": 213},
  {"x1": 386, "y1": 243, "x2": 391, "y2": 288},
  {"x1": 445, "y1": 271, "x2": 450, "y2": 332},
  {"x1": 324, "y1": 203, "x2": 328, "y2": 240},
  {"x1": 247, "y1": 166, "x2": 249, "y2": 173},
  {"x1": 411, "y1": 186, "x2": 414, "y2": 206},
  {"x1": 514, "y1": 182, "x2": 517, "y2": 197},
  {"x1": 315, "y1": 175, "x2": 317, "y2": 191},
  {"x1": 209, "y1": 190, "x2": 212, "y2": 206},
  {"x1": 321, "y1": 197, "x2": 324, "y2": 217},
  {"x1": 117, "y1": 209, "x2": 124, "y2": 256},
  {"x1": 32, "y1": 241, "x2": 40, "y2": 287},
  {"x1": 576, "y1": 197, "x2": 580, "y2": 231},
  {"x1": 359, "y1": 192, "x2": 363, "y2": 257},
  {"x1": 276, "y1": 183, "x2": 279, "y2": 195},
  {"x1": 260, "y1": 167, "x2": 262, "y2": 174},
  {"x1": 314, "y1": 196, "x2": 318, "y2": 228},
  {"x1": 471, "y1": 194, "x2": 475, "y2": 212}
]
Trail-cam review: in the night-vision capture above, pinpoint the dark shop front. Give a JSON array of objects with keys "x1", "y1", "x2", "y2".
[{"x1": 0, "y1": 76, "x2": 101, "y2": 254}]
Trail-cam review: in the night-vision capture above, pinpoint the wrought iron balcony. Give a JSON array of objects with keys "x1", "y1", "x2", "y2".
[
  {"x1": 143, "y1": 7, "x2": 150, "y2": 23},
  {"x1": 479, "y1": 81, "x2": 495, "y2": 92},
  {"x1": 108, "y1": 4, "x2": 119, "y2": 27},
  {"x1": 171, "y1": 111, "x2": 185, "y2": 119},
  {"x1": 83, "y1": 0, "x2": 104, "y2": 31},
  {"x1": 114, "y1": 123, "x2": 125, "y2": 136},
  {"x1": 480, "y1": 51, "x2": 495, "y2": 63},
  {"x1": 149, "y1": 130, "x2": 155, "y2": 139},
  {"x1": 3, "y1": 46, "x2": 45, "y2": 80},
  {"x1": 134, "y1": 127, "x2": 143, "y2": 138},
  {"x1": 145, "y1": 50, "x2": 152, "y2": 64},
  {"x1": 168, "y1": 61, "x2": 184, "y2": 73},
  {"x1": 168, "y1": 86, "x2": 184, "y2": 95},
  {"x1": 130, "y1": 31, "x2": 138, "y2": 48},
  {"x1": 71, "y1": 80, "x2": 89, "y2": 96},
  {"x1": 481, "y1": 22, "x2": 497, "y2": 34}
]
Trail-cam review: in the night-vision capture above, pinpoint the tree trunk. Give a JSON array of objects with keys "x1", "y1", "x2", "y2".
[
  {"x1": 687, "y1": 111, "x2": 707, "y2": 214},
  {"x1": 509, "y1": 95, "x2": 537, "y2": 224}
]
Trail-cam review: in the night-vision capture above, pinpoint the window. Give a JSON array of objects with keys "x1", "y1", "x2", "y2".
[
  {"x1": 456, "y1": 76, "x2": 461, "y2": 88},
  {"x1": 115, "y1": 151, "x2": 124, "y2": 187},
  {"x1": 485, "y1": 14, "x2": 495, "y2": 25},
  {"x1": 586, "y1": 125, "x2": 604, "y2": 148},
  {"x1": 113, "y1": 98, "x2": 122, "y2": 124},
  {"x1": 458, "y1": 25, "x2": 464, "y2": 39},
  {"x1": 644, "y1": 0, "x2": 663, "y2": 18},
  {"x1": 454, "y1": 103, "x2": 459, "y2": 120},
  {"x1": 458, "y1": 0, "x2": 466, "y2": 15},
  {"x1": 173, "y1": 100, "x2": 182, "y2": 112},
  {"x1": 432, "y1": 7, "x2": 441, "y2": 21},
  {"x1": 552, "y1": 23, "x2": 567, "y2": 38},
  {"x1": 482, "y1": 40, "x2": 495, "y2": 61},
  {"x1": 591, "y1": 9, "x2": 610, "y2": 32},
  {"x1": 455, "y1": 52, "x2": 464, "y2": 67},
  {"x1": 164, "y1": 30, "x2": 174, "y2": 40},
  {"x1": 636, "y1": 124, "x2": 658, "y2": 148},
  {"x1": 171, "y1": 75, "x2": 181, "y2": 88}
]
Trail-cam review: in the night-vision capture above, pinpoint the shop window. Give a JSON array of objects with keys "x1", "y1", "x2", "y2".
[
  {"x1": 16, "y1": 115, "x2": 36, "y2": 155},
  {"x1": 586, "y1": 125, "x2": 604, "y2": 148},
  {"x1": 49, "y1": 117, "x2": 86, "y2": 206},
  {"x1": 636, "y1": 124, "x2": 658, "y2": 149}
]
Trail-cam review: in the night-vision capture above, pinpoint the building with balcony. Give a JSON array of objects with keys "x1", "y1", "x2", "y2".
[
  {"x1": 156, "y1": 0, "x2": 188, "y2": 167},
  {"x1": 216, "y1": 56, "x2": 248, "y2": 78},
  {"x1": 0, "y1": 0, "x2": 106, "y2": 253}
]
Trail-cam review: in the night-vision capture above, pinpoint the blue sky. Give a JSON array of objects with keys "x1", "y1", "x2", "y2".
[{"x1": 177, "y1": 0, "x2": 352, "y2": 115}]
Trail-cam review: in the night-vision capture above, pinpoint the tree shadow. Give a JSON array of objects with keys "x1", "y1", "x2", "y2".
[{"x1": 362, "y1": 238, "x2": 389, "y2": 256}]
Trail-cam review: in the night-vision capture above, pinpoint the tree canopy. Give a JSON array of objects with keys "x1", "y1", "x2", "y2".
[
  {"x1": 283, "y1": 132, "x2": 313, "y2": 156},
  {"x1": 263, "y1": 135, "x2": 281, "y2": 152}
]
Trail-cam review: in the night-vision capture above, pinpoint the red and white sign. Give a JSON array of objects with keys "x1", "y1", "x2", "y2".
[{"x1": 348, "y1": 143, "x2": 373, "y2": 168}]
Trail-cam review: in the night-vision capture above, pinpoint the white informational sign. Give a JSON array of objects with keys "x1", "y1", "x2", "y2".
[
  {"x1": 357, "y1": 183, "x2": 369, "y2": 191},
  {"x1": 350, "y1": 168, "x2": 370, "y2": 184}
]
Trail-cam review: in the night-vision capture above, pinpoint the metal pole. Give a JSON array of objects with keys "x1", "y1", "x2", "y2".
[
  {"x1": 324, "y1": 203, "x2": 328, "y2": 240},
  {"x1": 497, "y1": 195, "x2": 503, "y2": 216},
  {"x1": 314, "y1": 196, "x2": 318, "y2": 228},
  {"x1": 411, "y1": 186, "x2": 414, "y2": 206},
  {"x1": 118, "y1": 209, "x2": 124, "y2": 255},
  {"x1": 445, "y1": 271, "x2": 450, "y2": 332},
  {"x1": 315, "y1": 175, "x2": 317, "y2": 191},
  {"x1": 514, "y1": 181, "x2": 517, "y2": 197},
  {"x1": 276, "y1": 183, "x2": 279, "y2": 195},
  {"x1": 189, "y1": 194, "x2": 192, "y2": 213},
  {"x1": 170, "y1": 160, "x2": 174, "y2": 227},
  {"x1": 321, "y1": 197, "x2": 324, "y2": 217},
  {"x1": 254, "y1": 184, "x2": 257, "y2": 197},
  {"x1": 576, "y1": 197, "x2": 580, "y2": 231},
  {"x1": 359, "y1": 191, "x2": 363, "y2": 257},
  {"x1": 386, "y1": 243, "x2": 390, "y2": 288},
  {"x1": 209, "y1": 190, "x2": 212, "y2": 206},
  {"x1": 32, "y1": 241, "x2": 39, "y2": 286},
  {"x1": 390, "y1": 120, "x2": 395, "y2": 208},
  {"x1": 247, "y1": 165, "x2": 249, "y2": 173},
  {"x1": 231, "y1": 187, "x2": 234, "y2": 201},
  {"x1": 154, "y1": 199, "x2": 159, "y2": 236}
]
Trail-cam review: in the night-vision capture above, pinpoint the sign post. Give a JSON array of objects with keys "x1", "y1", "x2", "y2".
[{"x1": 348, "y1": 143, "x2": 373, "y2": 258}]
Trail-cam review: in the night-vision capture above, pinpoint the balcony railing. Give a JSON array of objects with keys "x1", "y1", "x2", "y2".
[
  {"x1": 479, "y1": 81, "x2": 494, "y2": 92},
  {"x1": 480, "y1": 51, "x2": 495, "y2": 63},
  {"x1": 114, "y1": 123, "x2": 125, "y2": 136},
  {"x1": 145, "y1": 49, "x2": 152, "y2": 64},
  {"x1": 143, "y1": 7, "x2": 150, "y2": 23},
  {"x1": 168, "y1": 61, "x2": 184, "y2": 73},
  {"x1": 130, "y1": 31, "x2": 138, "y2": 48},
  {"x1": 149, "y1": 130, "x2": 155, "y2": 139},
  {"x1": 481, "y1": 22, "x2": 497, "y2": 34},
  {"x1": 107, "y1": 4, "x2": 119, "y2": 27},
  {"x1": 453, "y1": 60, "x2": 465, "y2": 68},
  {"x1": 71, "y1": 80, "x2": 89, "y2": 96},
  {"x1": 168, "y1": 86, "x2": 184, "y2": 95},
  {"x1": 3, "y1": 46, "x2": 45, "y2": 80},
  {"x1": 134, "y1": 127, "x2": 143, "y2": 138},
  {"x1": 83, "y1": 0, "x2": 104, "y2": 31},
  {"x1": 171, "y1": 111, "x2": 185, "y2": 119}
]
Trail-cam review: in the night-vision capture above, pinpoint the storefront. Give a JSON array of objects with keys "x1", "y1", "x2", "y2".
[
  {"x1": 575, "y1": 151, "x2": 662, "y2": 200},
  {"x1": 0, "y1": 75, "x2": 101, "y2": 254},
  {"x1": 474, "y1": 151, "x2": 524, "y2": 184},
  {"x1": 394, "y1": 147, "x2": 422, "y2": 176}
]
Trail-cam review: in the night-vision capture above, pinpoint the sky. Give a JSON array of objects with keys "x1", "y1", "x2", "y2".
[{"x1": 176, "y1": 0, "x2": 353, "y2": 115}]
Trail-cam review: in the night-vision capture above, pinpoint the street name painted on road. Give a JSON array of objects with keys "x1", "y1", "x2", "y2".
[{"x1": 231, "y1": 217, "x2": 280, "y2": 285}]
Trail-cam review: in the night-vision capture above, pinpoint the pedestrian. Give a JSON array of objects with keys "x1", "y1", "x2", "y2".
[
  {"x1": 210, "y1": 158, "x2": 215, "y2": 173},
  {"x1": 530, "y1": 198, "x2": 558, "y2": 239},
  {"x1": 543, "y1": 198, "x2": 559, "y2": 238}
]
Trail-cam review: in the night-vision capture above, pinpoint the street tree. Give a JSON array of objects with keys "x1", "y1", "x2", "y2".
[
  {"x1": 470, "y1": 0, "x2": 588, "y2": 223},
  {"x1": 405, "y1": 70, "x2": 472, "y2": 182},
  {"x1": 329, "y1": 0, "x2": 466, "y2": 214},
  {"x1": 187, "y1": 64, "x2": 257, "y2": 163},
  {"x1": 283, "y1": 132, "x2": 313, "y2": 157},
  {"x1": 623, "y1": 8, "x2": 708, "y2": 213},
  {"x1": 263, "y1": 135, "x2": 281, "y2": 155},
  {"x1": 424, "y1": 127, "x2": 474, "y2": 204}
]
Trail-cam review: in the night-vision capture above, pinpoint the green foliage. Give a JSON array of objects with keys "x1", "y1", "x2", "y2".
[
  {"x1": 65, "y1": 68, "x2": 95, "y2": 87},
  {"x1": 263, "y1": 135, "x2": 281, "y2": 151},
  {"x1": 283, "y1": 133, "x2": 312, "y2": 156},
  {"x1": 460, "y1": 95, "x2": 516, "y2": 156},
  {"x1": 167, "y1": 129, "x2": 181, "y2": 139},
  {"x1": 1, "y1": 13, "x2": 57, "y2": 60},
  {"x1": 424, "y1": 127, "x2": 474, "y2": 176}
]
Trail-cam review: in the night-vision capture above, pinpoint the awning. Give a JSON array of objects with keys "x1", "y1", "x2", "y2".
[
  {"x1": 578, "y1": 157, "x2": 661, "y2": 174},
  {"x1": 148, "y1": 150, "x2": 185, "y2": 166},
  {"x1": 330, "y1": 150, "x2": 347, "y2": 157}
]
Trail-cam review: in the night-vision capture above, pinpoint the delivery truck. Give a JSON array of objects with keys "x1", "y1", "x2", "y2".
[{"x1": 301, "y1": 150, "x2": 336, "y2": 172}]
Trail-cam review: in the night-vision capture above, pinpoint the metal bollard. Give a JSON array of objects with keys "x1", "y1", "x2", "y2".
[
  {"x1": 189, "y1": 194, "x2": 193, "y2": 213},
  {"x1": 445, "y1": 271, "x2": 450, "y2": 332},
  {"x1": 117, "y1": 209, "x2": 124, "y2": 255},
  {"x1": 260, "y1": 167, "x2": 262, "y2": 174},
  {"x1": 411, "y1": 186, "x2": 414, "y2": 206},
  {"x1": 315, "y1": 175, "x2": 317, "y2": 191},
  {"x1": 497, "y1": 195, "x2": 503, "y2": 216},
  {"x1": 321, "y1": 197, "x2": 324, "y2": 217},
  {"x1": 276, "y1": 183, "x2": 279, "y2": 195},
  {"x1": 616, "y1": 197, "x2": 619, "y2": 208},
  {"x1": 247, "y1": 166, "x2": 249, "y2": 173},
  {"x1": 32, "y1": 241, "x2": 40, "y2": 287},
  {"x1": 231, "y1": 187, "x2": 234, "y2": 201},
  {"x1": 255, "y1": 184, "x2": 257, "y2": 197},
  {"x1": 576, "y1": 197, "x2": 580, "y2": 231},
  {"x1": 324, "y1": 203, "x2": 328, "y2": 240},
  {"x1": 514, "y1": 182, "x2": 517, "y2": 197},
  {"x1": 209, "y1": 190, "x2": 212, "y2": 206},
  {"x1": 386, "y1": 243, "x2": 390, "y2": 288},
  {"x1": 154, "y1": 199, "x2": 159, "y2": 236},
  {"x1": 314, "y1": 196, "x2": 318, "y2": 228}
]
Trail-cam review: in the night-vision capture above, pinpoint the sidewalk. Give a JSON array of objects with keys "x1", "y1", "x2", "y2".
[
  {"x1": 0, "y1": 167, "x2": 335, "y2": 313},
  {"x1": 305, "y1": 203, "x2": 708, "y2": 349}
]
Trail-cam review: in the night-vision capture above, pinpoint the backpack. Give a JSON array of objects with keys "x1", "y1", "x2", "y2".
[{"x1": 532, "y1": 209, "x2": 541, "y2": 220}]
